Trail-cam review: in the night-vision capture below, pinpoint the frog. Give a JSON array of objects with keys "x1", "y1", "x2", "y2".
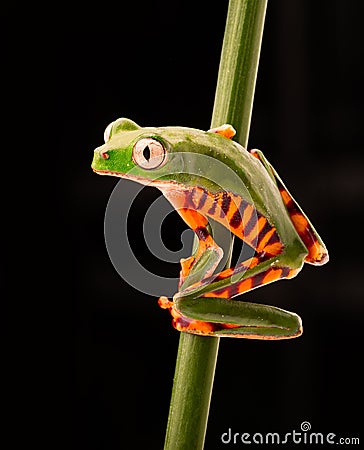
[{"x1": 92, "y1": 118, "x2": 328, "y2": 340}]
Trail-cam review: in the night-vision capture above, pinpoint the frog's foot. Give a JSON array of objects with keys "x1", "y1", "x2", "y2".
[
  {"x1": 158, "y1": 296, "x2": 174, "y2": 311},
  {"x1": 158, "y1": 296, "x2": 217, "y2": 335},
  {"x1": 158, "y1": 296, "x2": 185, "y2": 329}
]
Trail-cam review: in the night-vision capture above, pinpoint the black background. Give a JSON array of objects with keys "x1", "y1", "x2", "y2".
[{"x1": 5, "y1": 1, "x2": 363, "y2": 449}]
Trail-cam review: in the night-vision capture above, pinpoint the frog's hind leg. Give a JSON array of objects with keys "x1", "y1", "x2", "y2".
[
  {"x1": 165, "y1": 261, "x2": 302, "y2": 340},
  {"x1": 160, "y1": 282, "x2": 302, "y2": 339},
  {"x1": 177, "y1": 251, "x2": 299, "y2": 304},
  {"x1": 277, "y1": 184, "x2": 328, "y2": 265},
  {"x1": 250, "y1": 149, "x2": 329, "y2": 265},
  {"x1": 200, "y1": 265, "x2": 299, "y2": 299}
]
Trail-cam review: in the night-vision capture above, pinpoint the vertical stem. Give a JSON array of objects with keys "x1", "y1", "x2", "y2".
[
  {"x1": 163, "y1": 1, "x2": 267, "y2": 449},
  {"x1": 163, "y1": 333, "x2": 219, "y2": 450},
  {"x1": 212, "y1": 0, "x2": 267, "y2": 147}
]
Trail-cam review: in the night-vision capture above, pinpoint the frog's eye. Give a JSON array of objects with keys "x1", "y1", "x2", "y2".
[
  {"x1": 104, "y1": 122, "x2": 114, "y2": 143},
  {"x1": 132, "y1": 138, "x2": 166, "y2": 170}
]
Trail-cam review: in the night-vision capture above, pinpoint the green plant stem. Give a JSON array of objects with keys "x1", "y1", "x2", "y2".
[
  {"x1": 163, "y1": 333, "x2": 220, "y2": 450},
  {"x1": 212, "y1": 0, "x2": 268, "y2": 146},
  {"x1": 163, "y1": 1, "x2": 268, "y2": 449}
]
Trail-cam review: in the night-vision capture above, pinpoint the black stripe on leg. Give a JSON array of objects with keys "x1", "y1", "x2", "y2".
[
  {"x1": 250, "y1": 271, "x2": 267, "y2": 289},
  {"x1": 244, "y1": 209, "x2": 258, "y2": 237},
  {"x1": 280, "y1": 267, "x2": 291, "y2": 278},
  {"x1": 266, "y1": 230, "x2": 281, "y2": 246},
  {"x1": 207, "y1": 194, "x2": 219, "y2": 215},
  {"x1": 196, "y1": 189, "x2": 208, "y2": 210},
  {"x1": 184, "y1": 188, "x2": 195, "y2": 208},
  {"x1": 256, "y1": 219, "x2": 273, "y2": 248},
  {"x1": 229, "y1": 199, "x2": 249, "y2": 229},
  {"x1": 195, "y1": 226, "x2": 209, "y2": 242},
  {"x1": 220, "y1": 192, "x2": 231, "y2": 218},
  {"x1": 279, "y1": 186, "x2": 295, "y2": 209},
  {"x1": 229, "y1": 208, "x2": 242, "y2": 228}
]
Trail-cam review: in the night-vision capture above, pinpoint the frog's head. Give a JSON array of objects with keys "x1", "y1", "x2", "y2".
[{"x1": 91, "y1": 118, "x2": 179, "y2": 186}]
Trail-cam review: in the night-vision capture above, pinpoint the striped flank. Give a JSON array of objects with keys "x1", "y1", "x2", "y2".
[{"x1": 182, "y1": 186, "x2": 283, "y2": 258}]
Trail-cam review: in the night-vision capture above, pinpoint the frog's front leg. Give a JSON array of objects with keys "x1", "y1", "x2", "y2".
[{"x1": 174, "y1": 208, "x2": 223, "y2": 290}]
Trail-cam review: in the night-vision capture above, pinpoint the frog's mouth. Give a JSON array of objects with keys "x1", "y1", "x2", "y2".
[{"x1": 92, "y1": 168, "x2": 181, "y2": 189}]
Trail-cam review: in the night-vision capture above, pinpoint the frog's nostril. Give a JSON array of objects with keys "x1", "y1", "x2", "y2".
[{"x1": 100, "y1": 150, "x2": 109, "y2": 159}]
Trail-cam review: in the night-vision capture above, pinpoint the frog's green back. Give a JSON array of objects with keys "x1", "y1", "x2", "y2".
[{"x1": 92, "y1": 120, "x2": 309, "y2": 266}]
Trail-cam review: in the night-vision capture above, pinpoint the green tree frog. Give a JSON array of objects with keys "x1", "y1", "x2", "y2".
[{"x1": 92, "y1": 118, "x2": 328, "y2": 340}]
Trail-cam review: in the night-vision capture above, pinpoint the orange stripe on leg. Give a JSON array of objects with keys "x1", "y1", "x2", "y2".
[
  {"x1": 201, "y1": 266, "x2": 299, "y2": 299},
  {"x1": 262, "y1": 268, "x2": 283, "y2": 284},
  {"x1": 277, "y1": 187, "x2": 328, "y2": 265},
  {"x1": 256, "y1": 227, "x2": 276, "y2": 252}
]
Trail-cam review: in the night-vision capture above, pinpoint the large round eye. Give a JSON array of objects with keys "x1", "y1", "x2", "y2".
[
  {"x1": 132, "y1": 138, "x2": 166, "y2": 170},
  {"x1": 104, "y1": 122, "x2": 114, "y2": 143}
]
